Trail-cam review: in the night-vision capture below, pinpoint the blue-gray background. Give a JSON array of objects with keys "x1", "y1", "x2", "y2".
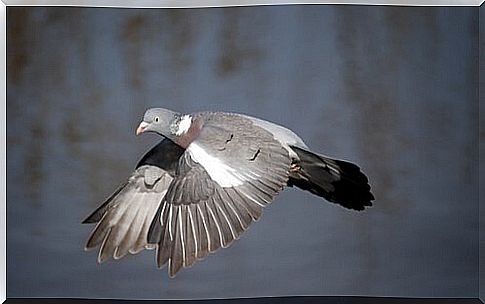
[{"x1": 7, "y1": 6, "x2": 479, "y2": 299}]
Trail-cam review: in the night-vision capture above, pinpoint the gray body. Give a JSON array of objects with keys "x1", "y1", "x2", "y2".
[
  {"x1": 237, "y1": 113, "x2": 309, "y2": 156},
  {"x1": 83, "y1": 109, "x2": 374, "y2": 277}
]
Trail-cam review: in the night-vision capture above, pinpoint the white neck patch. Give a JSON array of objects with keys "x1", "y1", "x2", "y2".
[
  {"x1": 175, "y1": 115, "x2": 192, "y2": 136},
  {"x1": 187, "y1": 143, "x2": 245, "y2": 188}
]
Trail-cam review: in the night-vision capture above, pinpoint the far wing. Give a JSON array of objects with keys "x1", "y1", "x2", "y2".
[
  {"x1": 82, "y1": 139, "x2": 184, "y2": 262},
  {"x1": 148, "y1": 113, "x2": 291, "y2": 277}
]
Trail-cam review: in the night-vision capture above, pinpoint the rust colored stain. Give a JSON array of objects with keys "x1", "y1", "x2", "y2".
[
  {"x1": 166, "y1": 10, "x2": 195, "y2": 68},
  {"x1": 333, "y1": 6, "x2": 416, "y2": 214},
  {"x1": 120, "y1": 15, "x2": 146, "y2": 89},
  {"x1": 25, "y1": 118, "x2": 46, "y2": 201},
  {"x1": 7, "y1": 8, "x2": 32, "y2": 85},
  {"x1": 216, "y1": 9, "x2": 262, "y2": 76},
  {"x1": 331, "y1": 6, "x2": 410, "y2": 290},
  {"x1": 62, "y1": 111, "x2": 86, "y2": 144},
  {"x1": 121, "y1": 14, "x2": 145, "y2": 43},
  {"x1": 7, "y1": 8, "x2": 48, "y2": 201}
]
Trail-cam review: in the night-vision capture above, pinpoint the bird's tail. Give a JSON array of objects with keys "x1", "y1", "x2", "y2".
[{"x1": 288, "y1": 146, "x2": 374, "y2": 211}]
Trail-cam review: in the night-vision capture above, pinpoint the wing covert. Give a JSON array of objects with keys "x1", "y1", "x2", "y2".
[{"x1": 151, "y1": 113, "x2": 292, "y2": 277}]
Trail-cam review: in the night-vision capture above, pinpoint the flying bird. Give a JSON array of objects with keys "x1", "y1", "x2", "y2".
[{"x1": 83, "y1": 108, "x2": 374, "y2": 277}]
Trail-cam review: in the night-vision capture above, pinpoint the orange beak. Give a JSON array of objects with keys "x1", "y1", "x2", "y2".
[{"x1": 136, "y1": 121, "x2": 149, "y2": 135}]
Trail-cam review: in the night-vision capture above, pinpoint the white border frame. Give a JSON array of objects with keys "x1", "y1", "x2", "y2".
[{"x1": 0, "y1": 1, "x2": 482, "y2": 303}]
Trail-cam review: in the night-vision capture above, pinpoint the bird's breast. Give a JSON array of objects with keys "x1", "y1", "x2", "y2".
[{"x1": 174, "y1": 118, "x2": 204, "y2": 149}]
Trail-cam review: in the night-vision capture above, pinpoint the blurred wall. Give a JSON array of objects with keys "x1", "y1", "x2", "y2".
[{"x1": 7, "y1": 6, "x2": 478, "y2": 299}]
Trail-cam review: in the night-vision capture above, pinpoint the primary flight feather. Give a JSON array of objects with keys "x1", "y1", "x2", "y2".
[{"x1": 83, "y1": 108, "x2": 374, "y2": 277}]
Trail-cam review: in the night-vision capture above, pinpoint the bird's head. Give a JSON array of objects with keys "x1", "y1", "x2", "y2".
[
  {"x1": 136, "y1": 108, "x2": 180, "y2": 136},
  {"x1": 136, "y1": 108, "x2": 196, "y2": 145}
]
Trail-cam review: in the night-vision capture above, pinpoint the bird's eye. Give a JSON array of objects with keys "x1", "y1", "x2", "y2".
[{"x1": 154, "y1": 116, "x2": 159, "y2": 123}]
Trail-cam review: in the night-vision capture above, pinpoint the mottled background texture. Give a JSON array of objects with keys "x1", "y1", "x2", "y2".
[{"x1": 7, "y1": 5, "x2": 479, "y2": 299}]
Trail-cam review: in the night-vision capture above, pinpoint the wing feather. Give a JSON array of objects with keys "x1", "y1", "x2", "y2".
[
  {"x1": 130, "y1": 200, "x2": 159, "y2": 254},
  {"x1": 185, "y1": 205, "x2": 198, "y2": 267},
  {"x1": 156, "y1": 202, "x2": 172, "y2": 268},
  {"x1": 85, "y1": 114, "x2": 292, "y2": 277},
  {"x1": 169, "y1": 206, "x2": 184, "y2": 277},
  {"x1": 219, "y1": 189, "x2": 249, "y2": 233},
  {"x1": 83, "y1": 139, "x2": 182, "y2": 264},
  {"x1": 194, "y1": 204, "x2": 208, "y2": 259},
  {"x1": 84, "y1": 171, "x2": 171, "y2": 262},
  {"x1": 213, "y1": 199, "x2": 237, "y2": 241},
  {"x1": 151, "y1": 113, "x2": 291, "y2": 277}
]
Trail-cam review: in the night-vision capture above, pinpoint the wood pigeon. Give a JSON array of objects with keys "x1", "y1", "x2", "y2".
[{"x1": 83, "y1": 108, "x2": 374, "y2": 277}]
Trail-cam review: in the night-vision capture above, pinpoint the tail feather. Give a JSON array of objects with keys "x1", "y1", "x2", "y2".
[{"x1": 288, "y1": 146, "x2": 374, "y2": 211}]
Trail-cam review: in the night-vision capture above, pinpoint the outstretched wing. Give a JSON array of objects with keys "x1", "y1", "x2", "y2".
[
  {"x1": 148, "y1": 113, "x2": 291, "y2": 277},
  {"x1": 82, "y1": 139, "x2": 184, "y2": 262}
]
